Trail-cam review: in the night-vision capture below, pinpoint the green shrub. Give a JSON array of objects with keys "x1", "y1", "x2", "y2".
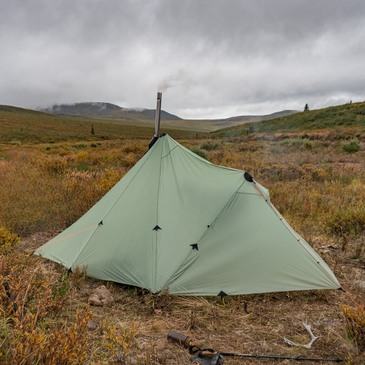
[
  {"x1": 200, "y1": 141, "x2": 219, "y2": 151},
  {"x1": 326, "y1": 206, "x2": 365, "y2": 236},
  {"x1": 76, "y1": 162, "x2": 90, "y2": 171},
  {"x1": 303, "y1": 140, "x2": 314, "y2": 149},
  {"x1": 190, "y1": 147, "x2": 208, "y2": 160},
  {"x1": 278, "y1": 138, "x2": 304, "y2": 146},
  {"x1": 73, "y1": 143, "x2": 88, "y2": 149},
  {"x1": 0, "y1": 149, "x2": 7, "y2": 159},
  {"x1": 342, "y1": 138, "x2": 361, "y2": 153},
  {"x1": 278, "y1": 138, "x2": 313, "y2": 149}
]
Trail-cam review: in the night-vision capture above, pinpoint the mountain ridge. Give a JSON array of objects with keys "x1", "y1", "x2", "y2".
[
  {"x1": 41, "y1": 102, "x2": 182, "y2": 121},
  {"x1": 40, "y1": 102, "x2": 298, "y2": 128}
]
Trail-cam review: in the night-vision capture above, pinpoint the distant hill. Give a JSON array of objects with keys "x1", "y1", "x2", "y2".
[
  {"x1": 0, "y1": 105, "x2": 49, "y2": 116},
  {"x1": 209, "y1": 101, "x2": 365, "y2": 138},
  {"x1": 2, "y1": 102, "x2": 364, "y2": 143},
  {"x1": 41, "y1": 102, "x2": 181, "y2": 121},
  {"x1": 209, "y1": 110, "x2": 298, "y2": 127},
  {"x1": 0, "y1": 104, "x2": 194, "y2": 143},
  {"x1": 41, "y1": 102, "x2": 298, "y2": 131}
]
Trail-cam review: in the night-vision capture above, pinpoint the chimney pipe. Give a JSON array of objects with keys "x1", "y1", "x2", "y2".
[{"x1": 148, "y1": 92, "x2": 162, "y2": 149}]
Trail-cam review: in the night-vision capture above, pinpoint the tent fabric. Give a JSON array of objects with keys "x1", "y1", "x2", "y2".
[{"x1": 35, "y1": 134, "x2": 340, "y2": 295}]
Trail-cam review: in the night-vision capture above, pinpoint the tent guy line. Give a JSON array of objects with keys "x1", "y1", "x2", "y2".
[
  {"x1": 12, "y1": 223, "x2": 99, "y2": 260},
  {"x1": 255, "y1": 183, "x2": 339, "y2": 284},
  {"x1": 254, "y1": 182, "x2": 364, "y2": 310}
]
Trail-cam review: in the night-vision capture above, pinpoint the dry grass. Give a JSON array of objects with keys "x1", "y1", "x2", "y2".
[{"x1": 1, "y1": 134, "x2": 365, "y2": 363}]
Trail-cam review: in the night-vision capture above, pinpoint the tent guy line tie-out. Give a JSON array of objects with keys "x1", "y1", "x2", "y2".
[{"x1": 12, "y1": 223, "x2": 99, "y2": 260}]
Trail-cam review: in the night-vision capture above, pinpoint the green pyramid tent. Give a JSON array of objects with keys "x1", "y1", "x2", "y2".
[{"x1": 35, "y1": 134, "x2": 340, "y2": 296}]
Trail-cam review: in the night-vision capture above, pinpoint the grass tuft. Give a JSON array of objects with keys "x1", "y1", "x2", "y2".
[{"x1": 342, "y1": 138, "x2": 361, "y2": 153}]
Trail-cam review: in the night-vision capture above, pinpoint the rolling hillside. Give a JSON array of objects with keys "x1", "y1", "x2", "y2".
[
  {"x1": 41, "y1": 102, "x2": 298, "y2": 131},
  {"x1": 209, "y1": 110, "x2": 298, "y2": 127},
  {"x1": 0, "y1": 105, "x2": 196, "y2": 143},
  {"x1": 209, "y1": 101, "x2": 365, "y2": 139},
  {"x1": 4, "y1": 101, "x2": 362, "y2": 144}
]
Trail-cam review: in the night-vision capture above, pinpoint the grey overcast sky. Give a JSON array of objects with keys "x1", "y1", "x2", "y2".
[{"x1": 1, "y1": 0, "x2": 365, "y2": 119}]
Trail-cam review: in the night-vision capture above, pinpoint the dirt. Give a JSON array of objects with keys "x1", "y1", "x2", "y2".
[{"x1": 14, "y1": 232, "x2": 365, "y2": 364}]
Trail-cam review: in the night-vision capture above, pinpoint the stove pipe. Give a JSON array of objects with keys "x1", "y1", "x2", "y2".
[{"x1": 148, "y1": 92, "x2": 162, "y2": 149}]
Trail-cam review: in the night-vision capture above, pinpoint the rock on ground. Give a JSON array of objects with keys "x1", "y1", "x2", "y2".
[{"x1": 88, "y1": 285, "x2": 114, "y2": 306}]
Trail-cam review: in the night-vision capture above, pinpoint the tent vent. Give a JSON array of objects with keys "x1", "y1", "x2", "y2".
[
  {"x1": 153, "y1": 225, "x2": 162, "y2": 231},
  {"x1": 244, "y1": 171, "x2": 254, "y2": 182},
  {"x1": 190, "y1": 243, "x2": 199, "y2": 251},
  {"x1": 98, "y1": 220, "x2": 103, "y2": 226},
  {"x1": 218, "y1": 290, "x2": 227, "y2": 299}
]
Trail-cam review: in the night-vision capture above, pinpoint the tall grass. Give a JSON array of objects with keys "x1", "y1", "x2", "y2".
[
  {"x1": 1, "y1": 137, "x2": 364, "y2": 241},
  {"x1": 0, "y1": 141, "x2": 146, "y2": 234},
  {"x1": 1, "y1": 134, "x2": 365, "y2": 363}
]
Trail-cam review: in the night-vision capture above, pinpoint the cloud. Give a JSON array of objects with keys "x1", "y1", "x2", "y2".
[{"x1": 0, "y1": 0, "x2": 365, "y2": 118}]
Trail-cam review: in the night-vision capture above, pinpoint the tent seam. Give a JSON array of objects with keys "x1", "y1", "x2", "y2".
[
  {"x1": 161, "y1": 145, "x2": 178, "y2": 159},
  {"x1": 98, "y1": 143, "x2": 157, "y2": 223},
  {"x1": 71, "y1": 225, "x2": 101, "y2": 269},
  {"x1": 236, "y1": 191, "x2": 261, "y2": 196},
  {"x1": 204, "y1": 180, "x2": 246, "y2": 236},
  {"x1": 153, "y1": 137, "x2": 164, "y2": 292},
  {"x1": 60, "y1": 144, "x2": 159, "y2": 271},
  {"x1": 163, "y1": 179, "x2": 247, "y2": 290}
]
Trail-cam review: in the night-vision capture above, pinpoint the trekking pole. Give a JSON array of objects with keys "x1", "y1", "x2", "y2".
[
  {"x1": 218, "y1": 351, "x2": 344, "y2": 362},
  {"x1": 167, "y1": 331, "x2": 344, "y2": 363},
  {"x1": 167, "y1": 331, "x2": 194, "y2": 348}
]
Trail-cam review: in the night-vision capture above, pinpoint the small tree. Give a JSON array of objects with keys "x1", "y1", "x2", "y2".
[
  {"x1": 304, "y1": 104, "x2": 309, "y2": 112},
  {"x1": 91, "y1": 124, "x2": 95, "y2": 135}
]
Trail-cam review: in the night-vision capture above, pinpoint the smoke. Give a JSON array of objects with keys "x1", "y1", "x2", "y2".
[
  {"x1": 158, "y1": 68, "x2": 220, "y2": 95},
  {"x1": 158, "y1": 69, "x2": 192, "y2": 93}
]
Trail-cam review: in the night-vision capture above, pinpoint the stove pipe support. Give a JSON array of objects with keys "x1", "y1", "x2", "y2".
[{"x1": 148, "y1": 92, "x2": 162, "y2": 149}]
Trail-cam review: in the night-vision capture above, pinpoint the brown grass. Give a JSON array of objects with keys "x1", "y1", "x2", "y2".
[{"x1": 1, "y1": 134, "x2": 365, "y2": 363}]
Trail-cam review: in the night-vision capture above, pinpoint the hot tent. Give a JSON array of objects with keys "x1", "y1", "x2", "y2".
[{"x1": 35, "y1": 134, "x2": 340, "y2": 296}]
